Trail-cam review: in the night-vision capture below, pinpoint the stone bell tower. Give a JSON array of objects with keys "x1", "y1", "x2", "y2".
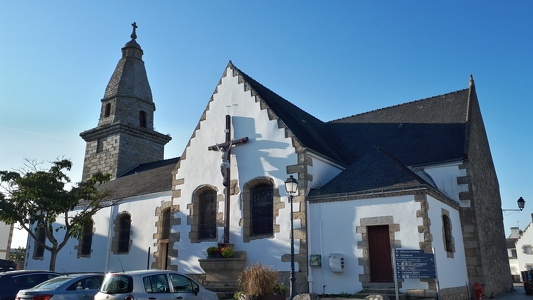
[{"x1": 80, "y1": 23, "x2": 171, "y2": 181}]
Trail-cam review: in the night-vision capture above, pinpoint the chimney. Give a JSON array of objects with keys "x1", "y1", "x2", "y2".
[{"x1": 510, "y1": 227, "x2": 521, "y2": 238}]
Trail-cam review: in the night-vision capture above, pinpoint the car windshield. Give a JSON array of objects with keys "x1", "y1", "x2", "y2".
[
  {"x1": 100, "y1": 275, "x2": 133, "y2": 294},
  {"x1": 32, "y1": 277, "x2": 72, "y2": 290}
]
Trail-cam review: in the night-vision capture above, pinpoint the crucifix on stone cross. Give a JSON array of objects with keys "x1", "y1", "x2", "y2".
[{"x1": 208, "y1": 114, "x2": 248, "y2": 243}]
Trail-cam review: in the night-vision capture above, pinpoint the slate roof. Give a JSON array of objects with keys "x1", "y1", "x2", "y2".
[
  {"x1": 231, "y1": 63, "x2": 351, "y2": 165},
  {"x1": 103, "y1": 35, "x2": 153, "y2": 103},
  {"x1": 230, "y1": 63, "x2": 472, "y2": 198},
  {"x1": 327, "y1": 89, "x2": 469, "y2": 166},
  {"x1": 99, "y1": 157, "x2": 179, "y2": 200},
  {"x1": 308, "y1": 148, "x2": 443, "y2": 198}
]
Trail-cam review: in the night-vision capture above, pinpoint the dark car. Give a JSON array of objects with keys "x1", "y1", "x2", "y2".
[
  {"x1": 16, "y1": 273, "x2": 104, "y2": 300},
  {"x1": 0, "y1": 270, "x2": 60, "y2": 300}
]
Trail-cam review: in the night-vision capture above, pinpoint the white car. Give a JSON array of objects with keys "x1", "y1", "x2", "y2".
[{"x1": 94, "y1": 270, "x2": 218, "y2": 300}]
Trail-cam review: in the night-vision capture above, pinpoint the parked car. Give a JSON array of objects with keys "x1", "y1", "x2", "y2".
[
  {"x1": 0, "y1": 259, "x2": 16, "y2": 271},
  {"x1": 15, "y1": 273, "x2": 104, "y2": 300},
  {"x1": 0, "y1": 270, "x2": 60, "y2": 300},
  {"x1": 95, "y1": 270, "x2": 218, "y2": 300}
]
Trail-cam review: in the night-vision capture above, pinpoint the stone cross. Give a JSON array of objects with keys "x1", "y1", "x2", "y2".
[
  {"x1": 131, "y1": 22, "x2": 138, "y2": 40},
  {"x1": 208, "y1": 115, "x2": 248, "y2": 243}
]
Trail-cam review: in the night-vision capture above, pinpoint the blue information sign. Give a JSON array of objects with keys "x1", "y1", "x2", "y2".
[{"x1": 395, "y1": 249, "x2": 436, "y2": 279}]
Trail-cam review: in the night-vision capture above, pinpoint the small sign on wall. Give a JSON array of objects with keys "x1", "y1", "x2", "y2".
[
  {"x1": 310, "y1": 254, "x2": 321, "y2": 267},
  {"x1": 328, "y1": 253, "x2": 344, "y2": 272}
]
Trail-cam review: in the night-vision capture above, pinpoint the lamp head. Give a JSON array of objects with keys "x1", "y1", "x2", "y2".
[
  {"x1": 518, "y1": 197, "x2": 525, "y2": 211},
  {"x1": 285, "y1": 175, "x2": 298, "y2": 195}
]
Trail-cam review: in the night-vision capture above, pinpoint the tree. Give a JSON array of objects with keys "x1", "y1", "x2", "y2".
[
  {"x1": 8, "y1": 246, "x2": 25, "y2": 269},
  {"x1": 0, "y1": 159, "x2": 111, "y2": 271}
]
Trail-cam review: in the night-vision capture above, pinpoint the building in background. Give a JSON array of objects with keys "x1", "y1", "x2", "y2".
[
  {"x1": 507, "y1": 227, "x2": 522, "y2": 282},
  {"x1": 0, "y1": 222, "x2": 13, "y2": 260}
]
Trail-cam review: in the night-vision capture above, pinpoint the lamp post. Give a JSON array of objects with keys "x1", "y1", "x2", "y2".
[
  {"x1": 285, "y1": 175, "x2": 298, "y2": 300},
  {"x1": 502, "y1": 197, "x2": 526, "y2": 212}
]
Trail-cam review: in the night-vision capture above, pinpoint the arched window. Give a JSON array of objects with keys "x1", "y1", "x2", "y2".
[
  {"x1": 118, "y1": 214, "x2": 131, "y2": 253},
  {"x1": 161, "y1": 209, "x2": 171, "y2": 240},
  {"x1": 251, "y1": 183, "x2": 273, "y2": 236},
  {"x1": 198, "y1": 189, "x2": 217, "y2": 239},
  {"x1": 80, "y1": 220, "x2": 94, "y2": 256},
  {"x1": 139, "y1": 111, "x2": 147, "y2": 128},
  {"x1": 442, "y1": 214, "x2": 454, "y2": 252},
  {"x1": 104, "y1": 103, "x2": 111, "y2": 117}
]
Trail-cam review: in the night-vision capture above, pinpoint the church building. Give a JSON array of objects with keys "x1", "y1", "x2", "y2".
[{"x1": 25, "y1": 24, "x2": 512, "y2": 299}]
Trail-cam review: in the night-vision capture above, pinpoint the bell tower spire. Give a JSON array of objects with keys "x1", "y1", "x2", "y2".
[{"x1": 80, "y1": 23, "x2": 171, "y2": 181}]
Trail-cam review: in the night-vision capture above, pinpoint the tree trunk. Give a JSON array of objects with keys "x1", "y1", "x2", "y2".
[{"x1": 49, "y1": 249, "x2": 58, "y2": 271}]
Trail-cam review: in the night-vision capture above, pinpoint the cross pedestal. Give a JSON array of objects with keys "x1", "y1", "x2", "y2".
[{"x1": 198, "y1": 251, "x2": 247, "y2": 292}]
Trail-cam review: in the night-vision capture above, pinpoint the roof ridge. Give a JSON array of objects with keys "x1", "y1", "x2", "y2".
[
  {"x1": 228, "y1": 62, "x2": 351, "y2": 165},
  {"x1": 229, "y1": 63, "x2": 320, "y2": 122},
  {"x1": 329, "y1": 88, "x2": 469, "y2": 123}
]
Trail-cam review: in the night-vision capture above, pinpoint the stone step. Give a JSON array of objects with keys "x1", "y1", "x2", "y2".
[
  {"x1": 215, "y1": 291, "x2": 236, "y2": 299},
  {"x1": 355, "y1": 292, "x2": 407, "y2": 300}
]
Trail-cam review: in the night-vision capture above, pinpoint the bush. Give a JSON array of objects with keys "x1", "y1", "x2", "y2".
[
  {"x1": 221, "y1": 247, "x2": 233, "y2": 258},
  {"x1": 206, "y1": 246, "x2": 220, "y2": 257},
  {"x1": 237, "y1": 263, "x2": 279, "y2": 297}
]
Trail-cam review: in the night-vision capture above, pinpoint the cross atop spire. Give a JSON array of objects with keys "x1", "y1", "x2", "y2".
[{"x1": 131, "y1": 22, "x2": 138, "y2": 40}]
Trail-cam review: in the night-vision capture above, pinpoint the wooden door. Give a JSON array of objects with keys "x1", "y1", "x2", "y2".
[{"x1": 368, "y1": 225, "x2": 393, "y2": 282}]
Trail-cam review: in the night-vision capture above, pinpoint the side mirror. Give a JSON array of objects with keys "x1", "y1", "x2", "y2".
[{"x1": 194, "y1": 287, "x2": 199, "y2": 295}]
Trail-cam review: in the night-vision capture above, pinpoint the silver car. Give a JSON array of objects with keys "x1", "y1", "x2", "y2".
[
  {"x1": 94, "y1": 270, "x2": 218, "y2": 300},
  {"x1": 16, "y1": 274, "x2": 103, "y2": 300}
]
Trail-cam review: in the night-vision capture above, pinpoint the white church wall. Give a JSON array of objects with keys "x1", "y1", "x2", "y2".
[
  {"x1": 420, "y1": 162, "x2": 466, "y2": 202},
  {"x1": 25, "y1": 192, "x2": 169, "y2": 272},
  {"x1": 423, "y1": 196, "x2": 468, "y2": 290},
  {"x1": 306, "y1": 153, "x2": 344, "y2": 195},
  {"x1": 172, "y1": 67, "x2": 300, "y2": 274},
  {"x1": 308, "y1": 194, "x2": 468, "y2": 294},
  {"x1": 308, "y1": 194, "x2": 425, "y2": 294}
]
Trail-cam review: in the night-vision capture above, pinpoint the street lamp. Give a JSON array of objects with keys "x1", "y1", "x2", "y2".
[
  {"x1": 503, "y1": 197, "x2": 526, "y2": 212},
  {"x1": 518, "y1": 197, "x2": 525, "y2": 211},
  {"x1": 284, "y1": 175, "x2": 298, "y2": 300}
]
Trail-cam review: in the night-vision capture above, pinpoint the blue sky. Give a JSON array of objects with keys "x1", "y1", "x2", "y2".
[{"x1": 1, "y1": 1, "x2": 532, "y2": 247}]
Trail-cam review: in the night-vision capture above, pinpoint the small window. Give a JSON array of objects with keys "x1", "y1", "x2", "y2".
[
  {"x1": 80, "y1": 221, "x2": 93, "y2": 256},
  {"x1": 198, "y1": 190, "x2": 217, "y2": 239},
  {"x1": 442, "y1": 215, "x2": 454, "y2": 252},
  {"x1": 140, "y1": 111, "x2": 147, "y2": 128},
  {"x1": 104, "y1": 103, "x2": 111, "y2": 117},
  {"x1": 96, "y1": 139, "x2": 104, "y2": 153},
  {"x1": 118, "y1": 214, "x2": 131, "y2": 253},
  {"x1": 251, "y1": 183, "x2": 273, "y2": 236},
  {"x1": 161, "y1": 209, "x2": 171, "y2": 240},
  {"x1": 34, "y1": 227, "x2": 46, "y2": 258}
]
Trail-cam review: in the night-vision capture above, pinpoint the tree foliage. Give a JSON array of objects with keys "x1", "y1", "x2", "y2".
[{"x1": 0, "y1": 159, "x2": 111, "y2": 271}]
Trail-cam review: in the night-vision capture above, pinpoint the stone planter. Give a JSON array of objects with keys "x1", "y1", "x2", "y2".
[{"x1": 199, "y1": 251, "x2": 247, "y2": 291}]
